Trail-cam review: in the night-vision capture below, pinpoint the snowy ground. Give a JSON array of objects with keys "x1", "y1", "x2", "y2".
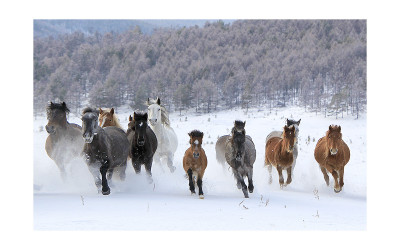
[{"x1": 33, "y1": 106, "x2": 366, "y2": 230}]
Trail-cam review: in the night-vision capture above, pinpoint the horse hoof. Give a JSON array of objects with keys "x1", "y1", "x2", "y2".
[
  {"x1": 199, "y1": 195, "x2": 204, "y2": 199},
  {"x1": 244, "y1": 194, "x2": 249, "y2": 198},
  {"x1": 102, "y1": 189, "x2": 110, "y2": 195},
  {"x1": 334, "y1": 188, "x2": 341, "y2": 193}
]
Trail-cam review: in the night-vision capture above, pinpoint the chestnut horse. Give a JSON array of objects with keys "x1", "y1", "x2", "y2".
[
  {"x1": 45, "y1": 101, "x2": 84, "y2": 181},
  {"x1": 183, "y1": 130, "x2": 208, "y2": 199},
  {"x1": 265, "y1": 125, "x2": 296, "y2": 188},
  {"x1": 314, "y1": 125, "x2": 350, "y2": 193},
  {"x1": 99, "y1": 108, "x2": 123, "y2": 129}
]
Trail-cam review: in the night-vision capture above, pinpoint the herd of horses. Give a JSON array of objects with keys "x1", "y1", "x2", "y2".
[{"x1": 44, "y1": 99, "x2": 351, "y2": 198}]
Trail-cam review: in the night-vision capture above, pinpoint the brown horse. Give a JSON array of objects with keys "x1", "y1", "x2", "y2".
[
  {"x1": 183, "y1": 130, "x2": 207, "y2": 199},
  {"x1": 265, "y1": 125, "x2": 296, "y2": 188},
  {"x1": 99, "y1": 108, "x2": 123, "y2": 129},
  {"x1": 45, "y1": 101, "x2": 84, "y2": 181},
  {"x1": 314, "y1": 125, "x2": 350, "y2": 193}
]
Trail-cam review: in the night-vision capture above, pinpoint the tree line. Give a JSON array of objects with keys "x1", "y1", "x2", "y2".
[{"x1": 34, "y1": 20, "x2": 366, "y2": 118}]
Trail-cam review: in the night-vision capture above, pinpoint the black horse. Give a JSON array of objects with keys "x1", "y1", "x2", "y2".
[
  {"x1": 224, "y1": 120, "x2": 256, "y2": 198},
  {"x1": 81, "y1": 108, "x2": 129, "y2": 195},
  {"x1": 128, "y1": 112, "x2": 158, "y2": 183}
]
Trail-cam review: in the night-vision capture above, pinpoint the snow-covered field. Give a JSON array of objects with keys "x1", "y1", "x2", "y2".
[{"x1": 33, "y1": 106, "x2": 366, "y2": 230}]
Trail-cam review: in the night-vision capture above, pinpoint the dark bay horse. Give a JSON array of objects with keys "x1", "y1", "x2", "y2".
[
  {"x1": 128, "y1": 112, "x2": 158, "y2": 183},
  {"x1": 314, "y1": 125, "x2": 350, "y2": 193},
  {"x1": 45, "y1": 101, "x2": 84, "y2": 181},
  {"x1": 183, "y1": 130, "x2": 208, "y2": 199},
  {"x1": 265, "y1": 125, "x2": 296, "y2": 188},
  {"x1": 81, "y1": 108, "x2": 129, "y2": 195},
  {"x1": 221, "y1": 121, "x2": 256, "y2": 198}
]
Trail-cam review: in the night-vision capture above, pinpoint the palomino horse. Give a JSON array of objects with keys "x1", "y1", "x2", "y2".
[
  {"x1": 219, "y1": 120, "x2": 256, "y2": 198},
  {"x1": 99, "y1": 108, "x2": 123, "y2": 129},
  {"x1": 81, "y1": 108, "x2": 129, "y2": 195},
  {"x1": 146, "y1": 97, "x2": 178, "y2": 172},
  {"x1": 265, "y1": 125, "x2": 296, "y2": 188},
  {"x1": 265, "y1": 118, "x2": 301, "y2": 182},
  {"x1": 183, "y1": 130, "x2": 208, "y2": 199},
  {"x1": 128, "y1": 112, "x2": 158, "y2": 183},
  {"x1": 45, "y1": 101, "x2": 84, "y2": 181},
  {"x1": 314, "y1": 125, "x2": 350, "y2": 193}
]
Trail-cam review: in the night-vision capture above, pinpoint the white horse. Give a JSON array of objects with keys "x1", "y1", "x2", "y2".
[
  {"x1": 146, "y1": 97, "x2": 178, "y2": 172},
  {"x1": 265, "y1": 118, "x2": 301, "y2": 184}
]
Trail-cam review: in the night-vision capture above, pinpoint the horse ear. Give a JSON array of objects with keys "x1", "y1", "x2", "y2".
[
  {"x1": 99, "y1": 108, "x2": 103, "y2": 114},
  {"x1": 244, "y1": 121, "x2": 246, "y2": 126},
  {"x1": 144, "y1": 113, "x2": 148, "y2": 120},
  {"x1": 129, "y1": 115, "x2": 132, "y2": 122},
  {"x1": 188, "y1": 132, "x2": 191, "y2": 137},
  {"x1": 338, "y1": 126, "x2": 341, "y2": 132},
  {"x1": 201, "y1": 132, "x2": 204, "y2": 138},
  {"x1": 157, "y1": 98, "x2": 161, "y2": 105},
  {"x1": 329, "y1": 125, "x2": 332, "y2": 130},
  {"x1": 298, "y1": 119, "x2": 301, "y2": 125},
  {"x1": 110, "y1": 108, "x2": 114, "y2": 115}
]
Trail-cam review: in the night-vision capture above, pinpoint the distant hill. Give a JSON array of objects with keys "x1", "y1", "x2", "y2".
[{"x1": 34, "y1": 19, "x2": 232, "y2": 38}]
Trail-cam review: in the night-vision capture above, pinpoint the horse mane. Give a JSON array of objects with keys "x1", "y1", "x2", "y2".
[
  {"x1": 146, "y1": 98, "x2": 171, "y2": 127},
  {"x1": 100, "y1": 108, "x2": 122, "y2": 128},
  {"x1": 189, "y1": 130, "x2": 204, "y2": 138},
  {"x1": 47, "y1": 101, "x2": 70, "y2": 116},
  {"x1": 82, "y1": 107, "x2": 99, "y2": 116}
]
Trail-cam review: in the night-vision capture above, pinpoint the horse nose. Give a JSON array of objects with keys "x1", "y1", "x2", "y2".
[
  {"x1": 236, "y1": 153, "x2": 242, "y2": 161},
  {"x1": 45, "y1": 125, "x2": 55, "y2": 134},
  {"x1": 330, "y1": 148, "x2": 338, "y2": 155},
  {"x1": 138, "y1": 138, "x2": 145, "y2": 146},
  {"x1": 193, "y1": 152, "x2": 200, "y2": 159},
  {"x1": 83, "y1": 132, "x2": 93, "y2": 143}
]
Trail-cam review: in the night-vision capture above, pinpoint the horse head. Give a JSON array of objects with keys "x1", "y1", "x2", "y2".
[
  {"x1": 326, "y1": 125, "x2": 342, "y2": 155},
  {"x1": 282, "y1": 125, "x2": 296, "y2": 153},
  {"x1": 99, "y1": 108, "x2": 116, "y2": 127},
  {"x1": 81, "y1": 108, "x2": 99, "y2": 144},
  {"x1": 147, "y1": 97, "x2": 162, "y2": 126},
  {"x1": 133, "y1": 112, "x2": 149, "y2": 147},
  {"x1": 45, "y1": 101, "x2": 69, "y2": 134},
  {"x1": 188, "y1": 130, "x2": 204, "y2": 159}
]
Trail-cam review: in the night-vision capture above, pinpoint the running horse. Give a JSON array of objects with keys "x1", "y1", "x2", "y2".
[
  {"x1": 265, "y1": 118, "x2": 301, "y2": 184},
  {"x1": 146, "y1": 97, "x2": 178, "y2": 172},
  {"x1": 183, "y1": 130, "x2": 208, "y2": 199},
  {"x1": 314, "y1": 125, "x2": 350, "y2": 193},
  {"x1": 45, "y1": 101, "x2": 84, "y2": 181},
  {"x1": 265, "y1": 125, "x2": 296, "y2": 188},
  {"x1": 81, "y1": 108, "x2": 129, "y2": 195},
  {"x1": 218, "y1": 121, "x2": 256, "y2": 198}
]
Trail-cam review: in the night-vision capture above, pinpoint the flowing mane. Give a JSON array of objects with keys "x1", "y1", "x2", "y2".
[{"x1": 146, "y1": 98, "x2": 170, "y2": 127}]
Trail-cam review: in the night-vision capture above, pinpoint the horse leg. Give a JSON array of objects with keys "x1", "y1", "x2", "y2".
[
  {"x1": 319, "y1": 165, "x2": 330, "y2": 186},
  {"x1": 331, "y1": 170, "x2": 341, "y2": 193},
  {"x1": 56, "y1": 162, "x2": 67, "y2": 182},
  {"x1": 119, "y1": 162, "x2": 127, "y2": 181},
  {"x1": 88, "y1": 165, "x2": 102, "y2": 193},
  {"x1": 100, "y1": 163, "x2": 111, "y2": 195},
  {"x1": 144, "y1": 159, "x2": 154, "y2": 184},
  {"x1": 286, "y1": 166, "x2": 292, "y2": 186},
  {"x1": 197, "y1": 177, "x2": 204, "y2": 199},
  {"x1": 268, "y1": 164, "x2": 273, "y2": 184},
  {"x1": 106, "y1": 168, "x2": 114, "y2": 188},
  {"x1": 247, "y1": 167, "x2": 254, "y2": 193},
  {"x1": 187, "y1": 168, "x2": 196, "y2": 194},
  {"x1": 167, "y1": 152, "x2": 176, "y2": 173},
  {"x1": 339, "y1": 167, "x2": 344, "y2": 190},
  {"x1": 277, "y1": 166, "x2": 284, "y2": 189},
  {"x1": 234, "y1": 167, "x2": 249, "y2": 198},
  {"x1": 132, "y1": 160, "x2": 141, "y2": 174}
]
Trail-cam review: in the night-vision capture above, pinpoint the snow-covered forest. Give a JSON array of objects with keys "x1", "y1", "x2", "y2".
[{"x1": 34, "y1": 20, "x2": 366, "y2": 118}]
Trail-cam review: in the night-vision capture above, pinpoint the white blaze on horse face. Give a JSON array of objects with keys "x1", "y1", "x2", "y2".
[
  {"x1": 99, "y1": 116, "x2": 105, "y2": 127},
  {"x1": 139, "y1": 122, "x2": 143, "y2": 127},
  {"x1": 194, "y1": 139, "x2": 199, "y2": 145}
]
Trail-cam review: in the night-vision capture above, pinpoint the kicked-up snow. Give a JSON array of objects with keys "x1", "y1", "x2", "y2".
[{"x1": 33, "y1": 106, "x2": 366, "y2": 230}]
